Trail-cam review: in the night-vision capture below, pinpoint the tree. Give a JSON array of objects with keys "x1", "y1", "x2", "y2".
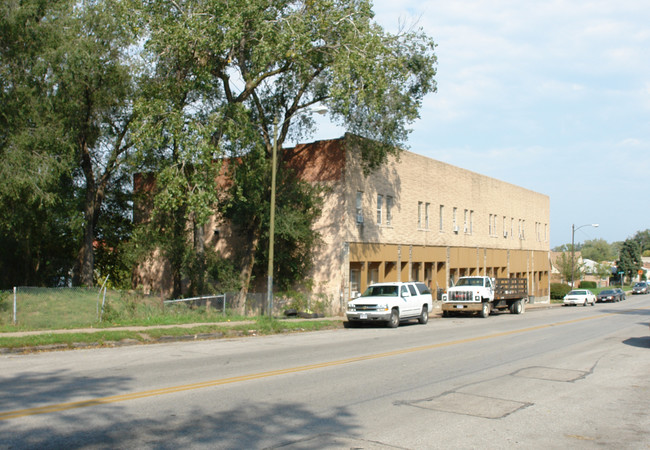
[
  {"x1": 580, "y1": 239, "x2": 616, "y2": 262},
  {"x1": 1, "y1": 0, "x2": 140, "y2": 287},
  {"x1": 554, "y1": 252, "x2": 583, "y2": 285},
  {"x1": 0, "y1": 0, "x2": 80, "y2": 288},
  {"x1": 53, "y1": 0, "x2": 139, "y2": 286},
  {"x1": 136, "y1": 0, "x2": 437, "y2": 303},
  {"x1": 616, "y1": 239, "x2": 642, "y2": 284},
  {"x1": 632, "y1": 229, "x2": 650, "y2": 253},
  {"x1": 594, "y1": 262, "x2": 614, "y2": 282}
]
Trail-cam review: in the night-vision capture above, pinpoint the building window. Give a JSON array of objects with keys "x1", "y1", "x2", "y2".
[
  {"x1": 377, "y1": 194, "x2": 383, "y2": 224},
  {"x1": 439, "y1": 205, "x2": 444, "y2": 231},
  {"x1": 386, "y1": 196, "x2": 393, "y2": 226},
  {"x1": 489, "y1": 214, "x2": 493, "y2": 235},
  {"x1": 350, "y1": 269, "x2": 360, "y2": 296},
  {"x1": 470, "y1": 210, "x2": 474, "y2": 234},
  {"x1": 425, "y1": 203, "x2": 430, "y2": 229},
  {"x1": 453, "y1": 207, "x2": 457, "y2": 232},
  {"x1": 463, "y1": 209, "x2": 468, "y2": 233},
  {"x1": 503, "y1": 216, "x2": 507, "y2": 238},
  {"x1": 356, "y1": 191, "x2": 363, "y2": 224},
  {"x1": 418, "y1": 201, "x2": 423, "y2": 228}
]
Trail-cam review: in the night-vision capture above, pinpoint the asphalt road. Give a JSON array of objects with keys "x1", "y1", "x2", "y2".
[{"x1": 1, "y1": 296, "x2": 649, "y2": 449}]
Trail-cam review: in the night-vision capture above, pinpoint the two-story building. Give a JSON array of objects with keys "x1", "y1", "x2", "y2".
[{"x1": 136, "y1": 133, "x2": 551, "y2": 314}]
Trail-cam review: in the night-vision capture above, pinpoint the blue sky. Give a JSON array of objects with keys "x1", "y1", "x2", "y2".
[{"x1": 313, "y1": 0, "x2": 650, "y2": 248}]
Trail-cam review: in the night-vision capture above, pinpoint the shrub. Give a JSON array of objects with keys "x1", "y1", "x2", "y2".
[
  {"x1": 579, "y1": 281, "x2": 597, "y2": 289},
  {"x1": 550, "y1": 283, "x2": 571, "y2": 299}
]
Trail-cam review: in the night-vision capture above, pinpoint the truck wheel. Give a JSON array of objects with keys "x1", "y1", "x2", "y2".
[
  {"x1": 387, "y1": 309, "x2": 400, "y2": 328},
  {"x1": 512, "y1": 299, "x2": 524, "y2": 314},
  {"x1": 480, "y1": 302, "x2": 490, "y2": 318},
  {"x1": 418, "y1": 306, "x2": 429, "y2": 324}
]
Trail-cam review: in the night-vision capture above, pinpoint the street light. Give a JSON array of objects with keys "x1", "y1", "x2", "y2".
[
  {"x1": 571, "y1": 223, "x2": 599, "y2": 287},
  {"x1": 267, "y1": 106, "x2": 328, "y2": 317}
]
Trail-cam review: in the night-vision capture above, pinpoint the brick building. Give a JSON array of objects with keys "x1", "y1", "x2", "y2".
[{"x1": 136, "y1": 134, "x2": 551, "y2": 314}]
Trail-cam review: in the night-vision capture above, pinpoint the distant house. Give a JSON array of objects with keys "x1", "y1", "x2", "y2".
[{"x1": 550, "y1": 251, "x2": 613, "y2": 287}]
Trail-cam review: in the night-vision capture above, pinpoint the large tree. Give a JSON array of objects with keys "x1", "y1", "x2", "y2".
[
  {"x1": 616, "y1": 239, "x2": 642, "y2": 284},
  {"x1": 56, "y1": 0, "x2": 138, "y2": 286},
  {"x1": 136, "y1": 0, "x2": 437, "y2": 303},
  {"x1": 1, "y1": 0, "x2": 140, "y2": 287},
  {"x1": 632, "y1": 229, "x2": 650, "y2": 253},
  {"x1": 0, "y1": 0, "x2": 80, "y2": 287},
  {"x1": 580, "y1": 238, "x2": 617, "y2": 262},
  {"x1": 554, "y1": 252, "x2": 583, "y2": 286}
]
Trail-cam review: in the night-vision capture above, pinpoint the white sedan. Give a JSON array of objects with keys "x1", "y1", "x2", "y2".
[{"x1": 563, "y1": 289, "x2": 597, "y2": 306}]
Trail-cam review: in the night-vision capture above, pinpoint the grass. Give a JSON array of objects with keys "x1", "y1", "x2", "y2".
[
  {"x1": 0, "y1": 288, "x2": 343, "y2": 352},
  {"x1": 0, "y1": 288, "x2": 251, "y2": 331},
  {"x1": 0, "y1": 319, "x2": 342, "y2": 352}
]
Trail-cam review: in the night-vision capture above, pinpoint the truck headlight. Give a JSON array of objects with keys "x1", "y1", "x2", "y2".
[
  {"x1": 376, "y1": 304, "x2": 389, "y2": 312},
  {"x1": 347, "y1": 303, "x2": 356, "y2": 312}
]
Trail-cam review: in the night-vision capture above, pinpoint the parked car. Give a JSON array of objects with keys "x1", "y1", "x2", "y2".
[
  {"x1": 632, "y1": 282, "x2": 648, "y2": 294},
  {"x1": 563, "y1": 289, "x2": 597, "y2": 306},
  {"x1": 597, "y1": 289, "x2": 622, "y2": 303},
  {"x1": 615, "y1": 288, "x2": 626, "y2": 301},
  {"x1": 346, "y1": 281, "x2": 432, "y2": 328}
]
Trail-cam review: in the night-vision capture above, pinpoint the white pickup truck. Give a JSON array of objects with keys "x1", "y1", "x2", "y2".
[
  {"x1": 346, "y1": 281, "x2": 433, "y2": 328},
  {"x1": 441, "y1": 276, "x2": 528, "y2": 318}
]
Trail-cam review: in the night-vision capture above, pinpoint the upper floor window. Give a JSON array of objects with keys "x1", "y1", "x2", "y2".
[
  {"x1": 386, "y1": 196, "x2": 393, "y2": 226},
  {"x1": 417, "y1": 201, "x2": 423, "y2": 228},
  {"x1": 453, "y1": 207, "x2": 457, "y2": 231},
  {"x1": 377, "y1": 194, "x2": 383, "y2": 224},
  {"x1": 439, "y1": 205, "x2": 444, "y2": 231},
  {"x1": 356, "y1": 191, "x2": 363, "y2": 224},
  {"x1": 425, "y1": 202, "x2": 430, "y2": 229}
]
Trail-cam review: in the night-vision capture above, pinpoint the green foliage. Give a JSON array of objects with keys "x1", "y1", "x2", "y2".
[
  {"x1": 580, "y1": 239, "x2": 617, "y2": 262},
  {"x1": 550, "y1": 283, "x2": 571, "y2": 300},
  {"x1": 617, "y1": 239, "x2": 642, "y2": 282},
  {"x1": 554, "y1": 252, "x2": 583, "y2": 284},
  {"x1": 134, "y1": 0, "x2": 437, "y2": 296},
  {"x1": 632, "y1": 229, "x2": 650, "y2": 253},
  {"x1": 579, "y1": 281, "x2": 596, "y2": 289},
  {"x1": 0, "y1": 0, "x2": 140, "y2": 288},
  {"x1": 2, "y1": 0, "x2": 438, "y2": 295},
  {"x1": 0, "y1": 0, "x2": 80, "y2": 288},
  {"x1": 594, "y1": 262, "x2": 614, "y2": 280}
]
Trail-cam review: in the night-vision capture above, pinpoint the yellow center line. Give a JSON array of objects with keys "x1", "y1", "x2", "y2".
[{"x1": 1, "y1": 308, "x2": 644, "y2": 421}]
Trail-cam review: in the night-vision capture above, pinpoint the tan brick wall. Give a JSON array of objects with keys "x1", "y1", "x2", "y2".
[
  {"x1": 133, "y1": 135, "x2": 551, "y2": 311},
  {"x1": 310, "y1": 136, "x2": 551, "y2": 312}
]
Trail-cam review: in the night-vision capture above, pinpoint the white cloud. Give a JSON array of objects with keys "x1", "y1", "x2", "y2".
[{"x1": 313, "y1": 0, "x2": 650, "y2": 244}]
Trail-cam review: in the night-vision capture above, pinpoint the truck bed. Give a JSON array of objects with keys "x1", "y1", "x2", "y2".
[{"x1": 494, "y1": 278, "x2": 527, "y2": 300}]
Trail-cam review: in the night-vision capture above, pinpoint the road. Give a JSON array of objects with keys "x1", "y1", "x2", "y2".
[{"x1": 1, "y1": 296, "x2": 649, "y2": 449}]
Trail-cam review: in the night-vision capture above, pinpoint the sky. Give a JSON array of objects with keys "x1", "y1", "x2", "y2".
[{"x1": 311, "y1": 0, "x2": 650, "y2": 248}]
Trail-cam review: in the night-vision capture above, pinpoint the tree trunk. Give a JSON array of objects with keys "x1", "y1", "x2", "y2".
[
  {"x1": 233, "y1": 229, "x2": 260, "y2": 315},
  {"x1": 74, "y1": 153, "x2": 98, "y2": 287}
]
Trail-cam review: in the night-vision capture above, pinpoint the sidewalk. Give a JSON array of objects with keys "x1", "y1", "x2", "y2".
[{"x1": 1, "y1": 301, "x2": 560, "y2": 338}]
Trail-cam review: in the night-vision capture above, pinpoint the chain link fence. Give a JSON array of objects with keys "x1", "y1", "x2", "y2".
[
  {"x1": 0, "y1": 287, "x2": 331, "y2": 330},
  {"x1": 0, "y1": 286, "x2": 119, "y2": 329}
]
